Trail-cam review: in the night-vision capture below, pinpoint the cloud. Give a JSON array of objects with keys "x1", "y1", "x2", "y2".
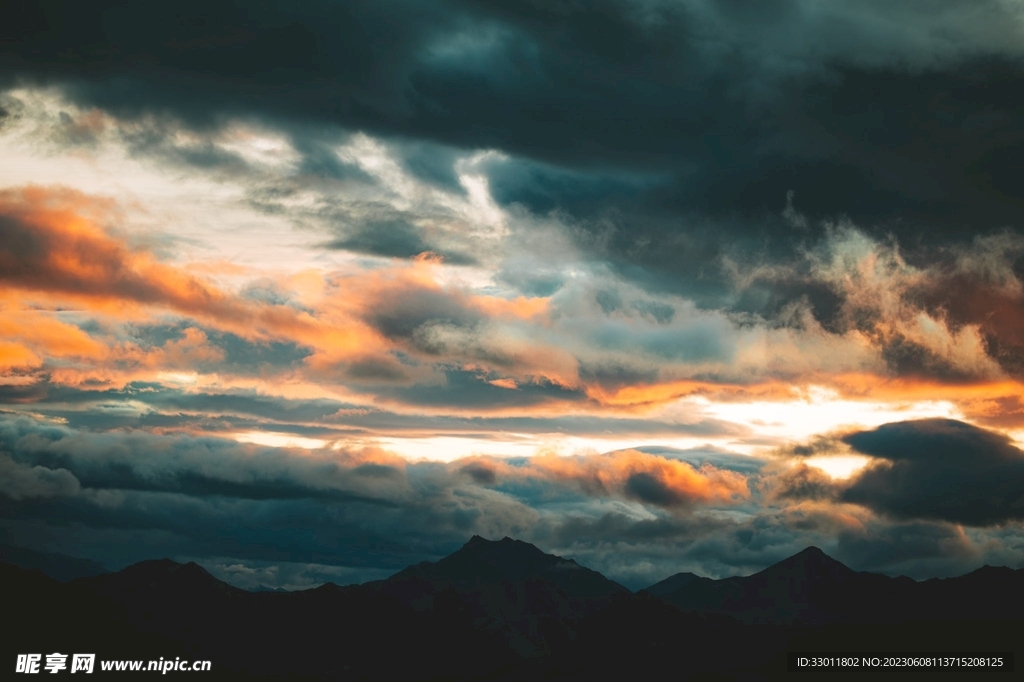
[
  {"x1": 730, "y1": 221, "x2": 1024, "y2": 384},
  {"x1": 464, "y1": 448, "x2": 751, "y2": 510},
  {"x1": 5, "y1": 93, "x2": 1023, "y2": 411},
  {"x1": 765, "y1": 462, "x2": 839, "y2": 503},
  {"x1": 4, "y1": 1, "x2": 1023, "y2": 246},
  {"x1": 197, "y1": 556, "x2": 395, "y2": 591},
  {"x1": 835, "y1": 519, "x2": 980, "y2": 579},
  {"x1": 0, "y1": 186, "x2": 322, "y2": 341},
  {"x1": 840, "y1": 419, "x2": 1024, "y2": 526},
  {"x1": 0, "y1": 413, "x2": 752, "y2": 583},
  {"x1": 2, "y1": 176, "x2": 1022, "y2": 431},
  {"x1": 3, "y1": 3, "x2": 1024, "y2": 589},
  {"x1": 0, "y1": 455, "x2": 80, "y2": 500},
  {"x1": 0, "y1": 414, "x2": 412, "y2": 504},
  {"x1": 3, "y1": 411, "x2": 1022, "y2": 589},
  {"x1": 763, "y1": 417, "x2": 1024, "y2": 526}
]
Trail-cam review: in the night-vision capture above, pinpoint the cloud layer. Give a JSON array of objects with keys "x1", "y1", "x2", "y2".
[
  {"x1": 2, "y1": 1, "x2": 1023, "y2": 585},
  {"x1": 3, "y1": 412, "x2": 1023, "y2": 589}
]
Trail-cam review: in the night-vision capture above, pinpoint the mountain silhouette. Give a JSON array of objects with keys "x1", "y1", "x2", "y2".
[
  {"x1": 0, "y1": 544, "x2": 108, "y2": 581},
  {"x1": 377, "y1": 535, "x2": 627, "y2": 601},
  {"x1": 642, "y1": 546, "x2": 1024, "y2": 626},
  {"x1": 251, "y1": 584, "x2": 289, "y2": 593},
  {"x1": 4, "y1": 540, "x2": 1022, "y2": 680},
  {"x1": 643, "y1": 570, "x2": 711, "y2": 598},
  {"x1": 368, "y1": 536, "x2": 629, "y2": 656},
  {"x1": 81, "y1": 558, "x2": 242, "y2": 598},
  {"x1": 761, "y1": 546, "x2": 856, "y2": 580}
]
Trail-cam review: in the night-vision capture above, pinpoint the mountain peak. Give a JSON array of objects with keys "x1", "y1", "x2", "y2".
[
  {"x1": 122, "y1": 558, "x2": 209, "y2": 576},
  {"x1": 454, "y1": 535, "x2": 547, "y2": 562},
  {"x1": 464, "y1": 535, "x2": 525, "y2": 547},
  {"x1": 753, "y1": 546, "x2": 855, "y2": 584},
  {"x1": 455, "y1": 535, "x2": 547, "y2": 561},
  {"x1": 385, "y1": 536, "x2": 628, "y2": 600},
  {"x1": 643, "y1": 571, "x2": 711, "y2": 597},
  {"x1": 781, "y1": 546, "x2": 843, "y2": 565},
  {"x1": 77, "y1": 557, "x2": 241, "y2": 598}
]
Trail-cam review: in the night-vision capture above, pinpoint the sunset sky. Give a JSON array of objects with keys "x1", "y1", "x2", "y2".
[{"x1": 2, "y1": 0, "x2": 1024, "y2": 590}]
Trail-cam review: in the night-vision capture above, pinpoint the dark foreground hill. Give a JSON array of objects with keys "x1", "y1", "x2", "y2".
[{"x1": 4, "y1": 538, "x2": 1022, "y2": 680}]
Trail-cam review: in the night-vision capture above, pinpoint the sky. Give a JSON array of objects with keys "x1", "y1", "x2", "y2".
[{"x1": 2, "y1": 0, "x2": 1024, "y2": 591}]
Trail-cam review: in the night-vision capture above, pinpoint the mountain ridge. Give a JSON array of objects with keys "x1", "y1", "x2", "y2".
[
  {"x1": 363, "y1": 535, "x2": 630, "y2": 657},
  {"x1": 0, "y1": 544, "x2": 108, "y2": 581},
  {"x1": 642, "y1": 545, "x2": 1024, "y2": 625},
  {"x1": 5, "y1": 539, "x2": 1023, "y2": 680}
]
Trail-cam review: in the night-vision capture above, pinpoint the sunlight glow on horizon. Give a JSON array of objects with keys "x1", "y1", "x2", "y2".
[
  {"x1": 694, "y1": 386, "x2": 963, "y2": 444},
  {"x1": 803, "y1": 454, "x2": 875, "y2": 480},
  {"x1": 234, "y1": 431, "x2": 329, "y2": 450},
  {"x1": 364, "y1": 433, "x2": 729, "y2": 463}
]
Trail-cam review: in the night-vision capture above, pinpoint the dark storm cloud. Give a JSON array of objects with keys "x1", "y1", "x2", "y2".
[
  {"x1": 480, "y1": 154, "x2": 671, "y2": 218},
  {"x1": 5, "y1": 0, "x2": 1023, "y2": 353},
  {"x1": 391, "y1": 138, "x2": 466, "y2": 193},
  {"x1": 840, "y1": 419, "x2": 1024, "y2": 526},
  {"x1": 4, "y1": 1, "x2": 1022, "y2": 243}
]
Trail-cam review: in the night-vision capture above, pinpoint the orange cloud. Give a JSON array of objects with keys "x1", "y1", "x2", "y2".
[
  {"x1": 0, "y1": 187, "x2": 392, "y2": 375},
  {"x1": 530, "y1": 449, "x2": 749, "y2": 507},
  {"x1": 458, "y1": 449, "x2": 749, "y2": 510},
  {"x1": 0, "y1": 342, "x2": 42, "y2": 371},
  {"x1": 0, "y1": 186, "x2": 322, "y2": 340},
  {"x1": 137, "y1": 327, "x2": 225, "y2": 368},
  {"x1": 585, "y1": 379, "x2": 801, "y2": 409},
  {"x1": 825, "y1": 372, "x2": 1022, "y2": 400},
  {"x1": 469, "y1": 294, "x2": 550, "y2": 321},
  {"x1": 41, "y1": 328, "x2": 227, "y2": 388},
  {"x1": 9, "y1": 186, "x2": 1021, "y2": 430},
  {"x1": 302, "y1": 254, "x2": 574, "y2": 388},
  {"x1": 0, "y1": 312, "x2": 108, "y2": 361}
]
